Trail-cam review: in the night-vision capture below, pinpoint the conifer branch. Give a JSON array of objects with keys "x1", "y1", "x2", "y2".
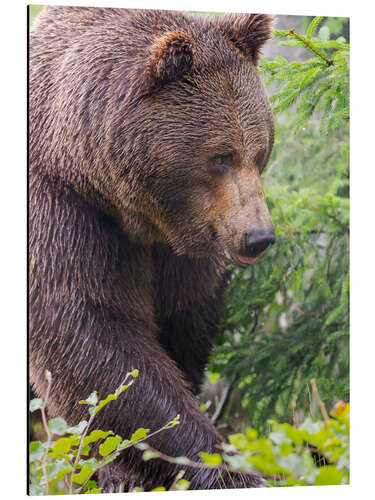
[{"x1": 288, "y1": 29, "x2": 334, "y2": 66}]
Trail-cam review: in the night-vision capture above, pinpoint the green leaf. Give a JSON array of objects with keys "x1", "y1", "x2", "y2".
[
  {"x1": 81, "y1": 457, "x2": 101, "y2": 468},
  {"x1": 82, "y1": 480, "x2": 98, "y2": 492},
  {"x1": 229, "y1": 433, "x2": 249, "y2": 450},
  {"x1": 131, "y1": 427, "x2": 150, "y2": 443},
  {"x1": 79, "y1": 392, "x2": 98, "y2": 405},
  {"x1": 209, "y1": 372, "x2": 220, "y2": 384},
  {"x1": 324, "y1": 304, "x2": 346, "y2": 326},
  {"x1": 299, "y1": 68, "x2": 321, "y2": 92},
  {"x1": 48, "y1": 417, "x2": 68, "y2": 436},
  {"x1": 93, "y1": 395, "x2": 115, "y2": 414},
  {"x1": 80, "y1": 445, "x2": 91, "y2": 457},
  {"x1": 67, "y1": 420, "x2": 88, "y2": 435},
  {"x1": 319, "y1": 26, "x2": 330, "y2": 42},
  {"x1": 29, "y1": 441, "x2": 44, "y2": 461},
  {"x1": 83, "y1": 429, "x2": 114, "y2": 446},
  {"x1": 72, "y1": 464, "x2": 96, "y2": 485},
  {"x1": 225, "y1": 453, "x2": 254, "y2": 473},
  {"x1": 29, "y1": 398, "x2": 44, "y2": 412},
  {"x1": 245, "y1": 428, "x2": 258, "y2": 440},
  {"x1": 48, "y1": 458, "x2": 74, "y2": 480},
  {"x1": 306, "y1": 17, "x2": 324, "y2": 39},
  {"x1": 93, "y1": 382, "x2": 133, "y2": 415},
  {"x1": 269, "y1": 428, "x2": 291, "y2": 445},
  {"x1": 199, "y1": 452, "x2": 222, "y2": 466},
  {"x1": 175, "y1": 479, "x2": 190, "y2": 490},
  {"x1": 325, "y1": 330, "x2": 348, "y2": 343},
  {"x1": 50, "y1": 436, "x2": 80, "y2": 458},
  {"x1": 299, "y1": 418, "x2": 322, "y2": 436},
  {"x1": 273, "y1": 90, "x2": 300, "y2": 114},
  {"x1": 313, "y1": 40, "x2": 349, "y2": 50},
  {"x1": 274, "y1": 55, "x2": 289, "y2": 65},
  {"x1": 152, "y1": 487, "x2": 166, "y2": 491},
  {"x1": 279, "y1": 442, "x2": 293, "y2": 456},
  {"x1": 98, "y1": 435, "x2": 122, "y2": 457},
  {"x1": 273, "y1": 29, "x2": 290, "y2": 38},
  {"x1": 314, "y1": 465, "x2": 344, "y2": 485}
]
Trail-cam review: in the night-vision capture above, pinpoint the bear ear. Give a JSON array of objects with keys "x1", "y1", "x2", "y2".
[
  {"x1": 144, "y1": 30, "x2": 194, "y2": 92},
  {"x1": 219, "y1": 14, "x2": 274, "y2": 65}
]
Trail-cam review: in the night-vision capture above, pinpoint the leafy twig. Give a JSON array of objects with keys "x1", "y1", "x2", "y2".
[
  {"x1": 168, "y1": 469, "x2": 186, "y2": 491},
  {"x1": 74, "y1": 415, "x2": 181, "y2": 494},
  {"x1": 136, "y1": 442, "x2": 257, "y2": 478},
  {"x1": 288, "y1": 29, "x2": 334, "y2": 66}
]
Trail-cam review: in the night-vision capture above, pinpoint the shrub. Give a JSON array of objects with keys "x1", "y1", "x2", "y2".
[
  {"x1": 29, "y1": 370, "x2": 181, "y2": 495},
  {"x1": 30, "y1": 373, "x2": 349, "y2": 493}
]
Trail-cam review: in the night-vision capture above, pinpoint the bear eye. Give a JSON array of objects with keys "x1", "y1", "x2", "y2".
[{"x1": 210, "y1": 153, "x2": 234, "y2": 175}]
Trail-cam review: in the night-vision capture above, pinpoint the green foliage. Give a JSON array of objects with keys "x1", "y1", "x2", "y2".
[
  {"x1": 48, "y1": 417, "x2": 68, "y2": 436},
  {"x1": 222, "y1": 401, "x2": 349, "y2": 486},
  {"x1": 199, "y1": 452, "x2": 223, "y2": 466},
  {"x1": 79, "y1": 370, "x2": 138, "y2": 416},
  {"x1": 261, "y1": 17, "x2": 349, "y2": 135},
  {"x1": 29, "y1": 370, "x2": 179, "y2": 495},
  {"x1": 209, "y1": 17, "x2": 349, "y2": 432},
  {"x1": 136, "y1": 399, "x2": 349, "y2": 488},
  {"x1": 131, "y1": 427, "x2": 150, "y2": 443},
  {"x1": 30, "y1": 376, "x2": 348, "y2": 492},
  {"x1": 29, "y1": 5, "x2": 44, "y2": 27},
  {"x1": 29, "y1": 398, "x2": 43, "y2": 412}
]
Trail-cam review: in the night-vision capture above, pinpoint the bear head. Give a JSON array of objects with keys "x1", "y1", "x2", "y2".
[{"x1": 66, "y1": 12, "x2": 276, "y2": 267}]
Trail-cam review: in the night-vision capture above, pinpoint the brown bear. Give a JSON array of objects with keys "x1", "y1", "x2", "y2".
[{"x1": 29, "y1": 6, "x2": 275, "y2": 492}]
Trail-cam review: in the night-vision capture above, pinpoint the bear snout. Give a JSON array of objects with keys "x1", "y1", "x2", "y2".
[{"x1": 243, "y1": 227, "x2": 275, "y2": 258}]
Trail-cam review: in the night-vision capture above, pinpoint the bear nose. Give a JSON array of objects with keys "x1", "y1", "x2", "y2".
[{"x1": 243, "y1": 228, "x2": 275, "y2": 258}]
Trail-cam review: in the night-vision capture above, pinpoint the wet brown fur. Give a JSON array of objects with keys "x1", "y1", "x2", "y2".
[{"x1": 29, "y1": 7, "x2": 274, "y2": 491}]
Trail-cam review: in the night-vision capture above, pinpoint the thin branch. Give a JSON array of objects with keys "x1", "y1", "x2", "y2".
[
  {"x1": 74, "y1": 417, "x2": 181, "y2": 494},
  {"x1": 311, "y1": 379, "x2": 330, "y2": 427},
  {"x1": 40, "y1": 371, "x2": 53, "y2": 496},
  {"x1": 288, "y1": 29, "x2": 334, "y2": 66},
  {"x1": 211, "y1": 374, "x2": 239, "y2": 425},
  {"x1": 73, "y1": 412, "x2": 96, "y2": 468},
  {"x1": 250, "y1": 309, "x2": 259, "y2": 334},
  {"x1": 71, "y1": 371, "x2": 136, "y2": 493},
  {"x1": 136, "y1": 442, "x2": 257, "y2": 479}
]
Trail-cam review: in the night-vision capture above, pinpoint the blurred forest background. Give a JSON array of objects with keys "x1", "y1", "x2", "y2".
[
  {"x1": 29, "y1": 5, "x2": 349, "y2": 442},
  {"x1": 203, "y1": 14, "x2": 349, "y2": 435}
]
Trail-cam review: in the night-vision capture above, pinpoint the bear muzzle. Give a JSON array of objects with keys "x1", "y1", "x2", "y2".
[{"x1": 229, "y1": 227, "x2": 275, "y2": 267}]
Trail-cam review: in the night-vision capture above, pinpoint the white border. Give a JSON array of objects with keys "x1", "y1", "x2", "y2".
[{"x1": 2, "y1": 1, "x2": 374, "y2": 499}]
